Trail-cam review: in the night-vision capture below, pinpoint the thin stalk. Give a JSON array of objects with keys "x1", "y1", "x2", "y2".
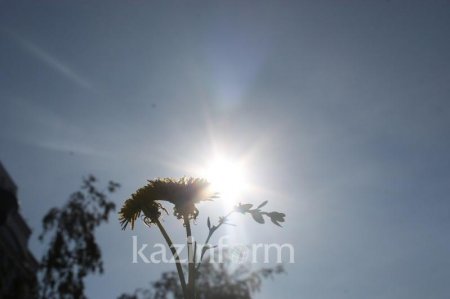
[
  {"x1": 184, "y1": 216, "x2": 195, "y2": 299},
  {"x1": 156, "y1": 219, "x2": 188, "y2": 298},
  {"x1": 196, "y1": 211, "x2": 234, "y2": 271}
]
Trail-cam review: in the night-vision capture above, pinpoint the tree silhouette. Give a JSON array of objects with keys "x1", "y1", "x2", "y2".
[
  {"x1": 118, "y1": 249, "x2": 284, "y2": 299},
  {"x1": 38, "y1": 175, "x2": 119, "y2": 299}
]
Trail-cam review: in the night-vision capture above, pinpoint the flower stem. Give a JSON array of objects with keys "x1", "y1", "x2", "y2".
[
  {"x1": 196, "y1": 211, "x2": 234, "y2": 271},
  {"x1": 184, "y1": 216, "x2": 195, "y2": 299},
  {"x1": 156, "y1": 219, "x2": 188, "y2": 298}
]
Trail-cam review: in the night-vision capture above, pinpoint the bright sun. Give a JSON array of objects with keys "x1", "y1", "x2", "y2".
[{"x1": 202, "y1": 156, "x2": 248, "y2": 209}]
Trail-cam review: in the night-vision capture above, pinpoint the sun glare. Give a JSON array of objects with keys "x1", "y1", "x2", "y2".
[{"x1": 202, "y1": 156, "x2": 248, "y2": 209}]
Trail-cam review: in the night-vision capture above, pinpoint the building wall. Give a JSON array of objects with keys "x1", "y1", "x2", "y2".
[{"x1": 0, "y1": 162, "x2": 38, "y2": 299}]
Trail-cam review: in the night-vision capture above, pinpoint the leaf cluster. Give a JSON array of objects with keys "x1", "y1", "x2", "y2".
[
  {"x1": 235, "y1": 201, "x2": 286, "y2": 226},
  {"x1": 38, "y1": 175, "x2": 119, "y2": 299}
]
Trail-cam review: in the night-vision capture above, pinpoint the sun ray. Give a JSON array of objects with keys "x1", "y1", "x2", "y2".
[{"x1": 199, "y1": 154, "x2": 249, "y2": 211}]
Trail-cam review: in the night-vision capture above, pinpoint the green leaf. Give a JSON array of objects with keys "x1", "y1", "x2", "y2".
[
  {"x1": 207, "y1": 217, "x2": 211, "y2": 229},
  {"x1": 257, "y1": 200, "x2": 268, "y2": 209},
  {"x1": 250, "y1": 211, "x2": 265, "y2": 224},
  {"x1": 235, "y1": 203, "x2": 253, "y2": 214},
  {"x1": 267, "y1": 212, "x2": 285, "y2": 226},
  {"x1": 270, "y1": 218, "x2": 282, "y2": 227}
]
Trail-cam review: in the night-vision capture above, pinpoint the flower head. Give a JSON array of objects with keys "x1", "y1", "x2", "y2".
[
  {"x1": 119, "y1": 177, "x2": 218, "y2": 230},
  {"x1": 119, "y1": 184, "x2": 166, "y2": 230}
]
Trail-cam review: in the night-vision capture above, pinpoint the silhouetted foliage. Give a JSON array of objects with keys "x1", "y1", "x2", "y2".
[
  {"x1": 38, "y1": 175, "x2": 284, "y2": 299},
  {"x1": 119, "y1": 177, "x2": 286, "y2": 299},
  {"x1": 38, "y1": 175, "x2": 119, "y2": 299},
  {"x1": 118, "y1": 250, "x2": 284, "y2": 299},
  {"x1": 235, "y1": 202, "x2": 285, "y2": 226}
]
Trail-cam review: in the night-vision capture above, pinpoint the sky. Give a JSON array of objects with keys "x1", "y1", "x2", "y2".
[{"x1": 1, "y1": 0, "x2": 450, "y2": 298}]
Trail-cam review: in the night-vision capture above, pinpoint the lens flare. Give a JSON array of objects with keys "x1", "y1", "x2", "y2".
[{"x1": 202, "y1": 156, "x2": 248, "y2": 209}]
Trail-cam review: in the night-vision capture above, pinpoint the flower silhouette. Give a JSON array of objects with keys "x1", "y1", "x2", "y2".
[
  {"x1": 119, "y1": 175, "x2": 285, "y2": 299},
  {"x1": 119, "y1": 177, "x2": 218, "y2": 230},
  {"x1": 119, "y1": 184, "x2": 166, "y2": 229}
]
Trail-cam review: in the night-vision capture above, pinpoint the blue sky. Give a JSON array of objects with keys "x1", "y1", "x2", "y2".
[{"x1": 1, "y1": 0, "x2": 450, "y2": 298}]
